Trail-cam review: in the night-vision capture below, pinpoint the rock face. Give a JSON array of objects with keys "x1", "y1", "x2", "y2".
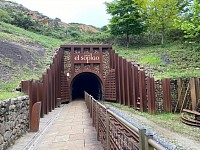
[
  {"x1": 0, "y1": 96, "x2": 29, "y2": 150},
  {"x1": 0, "y1": 40, "x2": 45, "y2": 81}
]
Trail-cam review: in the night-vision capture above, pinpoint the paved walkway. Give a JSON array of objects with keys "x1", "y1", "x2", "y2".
[{"x1": 8, "y1": 100, "x2": 103, "y2": 150}]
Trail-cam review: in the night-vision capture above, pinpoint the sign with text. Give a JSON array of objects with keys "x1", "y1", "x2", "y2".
[{"x1": 74, "y1": 53, "x2": 100, "y2": 64}]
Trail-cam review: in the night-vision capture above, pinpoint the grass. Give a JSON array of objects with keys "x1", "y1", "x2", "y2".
[
  {"x1": 0, "y1": 74, "x2": 40, "y2": 101},
  {"x1": 0, "y1": 22, "x2": 64, "y2": 48},
  {"x1": 0, "y1": 91, "x2": 24, "y2": 100},
  {"x1": 114, "y1": 43, "x2": 200, "y2": 79},
  {"x1": 0, "y1": 80, "x2": 23, "y2": 100},
  {"x1": 139, "y1": 55, "x2": 162, "y2": 65},
  {"x1": 108, "y1": 102, "x2": 200, "y2": 142},
  {"x1": 0, "y1": 71, "x2": 40, "y2": 100}
]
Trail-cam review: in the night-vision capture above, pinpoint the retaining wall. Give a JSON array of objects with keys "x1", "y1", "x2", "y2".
[{"x1": 0, "y1": 96, "x2": 29, "y2": 150}]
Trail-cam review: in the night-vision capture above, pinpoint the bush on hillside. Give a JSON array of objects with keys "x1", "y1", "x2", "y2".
[
  {"x1": 10, "y1": 12, "x2": 36, "y2": 30},
  {"x1": 0, "y1": 8, "x2": 12, "y2": 23}
]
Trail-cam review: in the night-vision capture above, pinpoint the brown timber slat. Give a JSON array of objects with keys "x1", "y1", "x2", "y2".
[
  {"x1": 190, "y1": 78, "x2": 198, "y2": 110},
  {"x1": 121, "y1": 58, "x2": 125, "y2": 105},
  {"x1": 147, "y1": 77, "x2": 156, "y2": 114},
  {"x1": 162, "y1": 78, "x2": 172, "y2": 112},
  {"x1": 138, "y1": 71, "x2": 147, "y2": 112},
  {"x1": 128, "y1": 62, "x2": 133, "y2": 107}
]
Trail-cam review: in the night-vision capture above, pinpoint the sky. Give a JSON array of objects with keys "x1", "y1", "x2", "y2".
[{"x1": 10, "y1": 0, "x2": 113, "y2": 27}]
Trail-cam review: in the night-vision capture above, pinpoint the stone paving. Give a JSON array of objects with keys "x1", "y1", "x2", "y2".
[{"x1": 8, "y1": 100, "x2": 103, "y2": 150}]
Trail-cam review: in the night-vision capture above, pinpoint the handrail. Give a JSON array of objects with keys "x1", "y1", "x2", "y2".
[
  {"x1": 84, "y1": 92, "x2": 167, "y2": 150},
  {"x1": 148, "y1": 139, "x2": 166, "y2": 150}
]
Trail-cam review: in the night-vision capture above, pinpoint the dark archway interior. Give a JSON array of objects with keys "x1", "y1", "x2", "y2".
[{"x1": 72, "y1": 72, "x2": 102, "y2": 100}]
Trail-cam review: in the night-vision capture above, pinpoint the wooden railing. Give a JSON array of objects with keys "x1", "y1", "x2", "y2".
[{"x1": 85, "y1": 92, "x2": 166, "y2": 150}]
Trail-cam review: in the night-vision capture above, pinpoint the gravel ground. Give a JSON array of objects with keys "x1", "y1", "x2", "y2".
[{"x1": 105, "y1": 104, "x2": 200, "y2": 150}]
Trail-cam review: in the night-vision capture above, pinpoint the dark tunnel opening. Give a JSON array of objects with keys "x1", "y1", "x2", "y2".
[{"x1": 71, "y1": 72, "x2": 102, "y2": 100}]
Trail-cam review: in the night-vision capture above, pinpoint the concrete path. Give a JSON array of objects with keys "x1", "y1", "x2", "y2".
[{"x1": 8, "y1": 100, "x2": 103, "y2": 150}]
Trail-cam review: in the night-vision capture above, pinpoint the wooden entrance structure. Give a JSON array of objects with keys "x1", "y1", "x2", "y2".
[{"x1": 60, "y1": 45, "x2": 116, "y2": 102}]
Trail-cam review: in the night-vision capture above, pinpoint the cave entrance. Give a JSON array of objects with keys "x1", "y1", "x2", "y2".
[{"x1": 71, "y1": 72, "x2": 102, "y2": 100}]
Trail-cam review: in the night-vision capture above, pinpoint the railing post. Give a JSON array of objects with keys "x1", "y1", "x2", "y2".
[
  {"x1": 145, "y1": 134, "x2": 154, "y2": 150},
  {"x1": 88, "y1": 95, "x2": 91, "y2": 113},
  {"x1": 96, "y1": 102, "x2": 99, "y2": 141},
  {"x1": 139, "y1": 128, "x2": 146, "y2": 150},
  {"x1": 90, "y1": 96, "x2": 92, "y2": 118},
  {"x1": 86, "y1": 92, "x2": 88, "y2": 109},
  {"x1": 92, "y1": 100, "x2": 96, "y2": 127},
  {"x1": 91, "y1": 98, "x2": 94, "y2": 121},
  {"x1": 106, "y1": 109, "x2": 110, "y2": 150}
]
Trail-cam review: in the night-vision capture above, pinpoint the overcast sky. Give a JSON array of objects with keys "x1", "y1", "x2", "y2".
[{"x1": 10, "y1": 0, "x2": 113, "y2": 27}]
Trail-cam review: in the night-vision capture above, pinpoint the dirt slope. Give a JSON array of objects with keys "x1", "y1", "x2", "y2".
[{"x1": 0, "y1": 40, "x2": 45, "y2": 81}]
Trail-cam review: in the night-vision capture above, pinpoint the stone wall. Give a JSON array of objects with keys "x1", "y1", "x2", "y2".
[
  {"x1": 170, "y1": 79, "x2": 178, "y2": 112},
  {"x1": 155, "y1": 79, "x2": 179, "y2": 113},
  {"x1": 0, "y1": 96, "x2": 29, "y2": 150},
  {"x1": 154, "y1": 78, "x2": 196, "y2": 113},
  {"x1": 155, "y1": 80, "x2": 164, "y2": 113},
  {"x1": 102, "y1": 50, "x2": 110, "y2": 79}
]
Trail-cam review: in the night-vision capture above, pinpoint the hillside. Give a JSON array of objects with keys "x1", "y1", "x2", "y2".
[
  {"x1": 0, "y1": 21, "x2": 65, "y2": 99},
  {"x1": 115, "y1": 44, "x2": 200, "y2": 79},
  {"x1": 0, "y1": 0, "x2": 100, "y2": 38},
  {"x1": 0, "y1": 0, "x2": 102, "y2": 100},
  {"x1": 0, "y1": 0, "x2": 200, "y2": 100}
]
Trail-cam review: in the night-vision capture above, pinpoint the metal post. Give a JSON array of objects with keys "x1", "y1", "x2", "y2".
[
  {"x1": 139, "y1": 128, "x2": 146, "y2": 150},
  {"x1": 90, "y1": 97, "x2": 92, "y2": 118},
  {"x1": 91, "y1": 98, "x2": 94, "y2": 123},
  {"x1": 145, "y1": 134, "x2": 154, "y2": 150},
  {"x1": 92, "y1": 100, "x2": 95, "y2": 126},
  {"x1": 96, "y1": 102, "x2": 99, "y2": 141},
  {"x1": 106, "y1": 109, "x2": 110, "y2": 150}
]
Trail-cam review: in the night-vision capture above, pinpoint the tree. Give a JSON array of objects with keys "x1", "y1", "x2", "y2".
[
  {"x1": 100, "y1": 25, "x2": 108, "y2": 32},
  {"x1": 140, "y1": 0, "x2": 178, "y2": 45},
  {"x1": 174, "y1": 0, "x2": 200, "y2": 40},
  {"x1": 105, "y1": 0, "x2": 145, "y2": 47}
]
